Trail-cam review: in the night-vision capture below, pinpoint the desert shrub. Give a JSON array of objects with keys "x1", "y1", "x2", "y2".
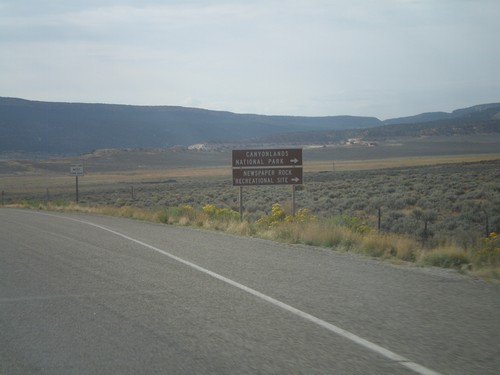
[
  {"x1": 390, "y1": 197, "x2": 408, "y2": 210},
  {"x1": 202, "y1": 204, "x2": 239, "y2": 221},
  {"x1": 381, "y1": 210, "x2": 404, "y2": 232},
  {"x1": 359, "y1": 233, "x2": 417, "y2": 261},
  {"x1": 202, "y1": 203, "x2": 217, "y2": 216},
  {"x1": 246, "y1": 210, "x2": 265, "y2": 222},
  {"x1": 411, "y1": 209, "x2": 438, "y2": 241},
  {"x1": 421, "y1": 248, "x2": 470, "y2": 268},
  {"x1": 179, "y1": 204, "x2": 196, "y2": 219},
  {"x1": 474, "y1": 232, "x2": 500, "y2": 266},
  {"x1": 404, "y1": 194, "x2": 419, "y2": 206},
  {"x1": 334, "y1": 214, "x2": 372, "y2": 234},
  {"x1": 245, "y1": 201, "x2": 261, "y2": 213},
  {"x1": 491, "y1": 215, "x2": 500, "y2": 233},
  {"x1": 287, "y1": 220, "x2": 362, "y2": 250},
  {"x1": 158, "y1": 204, "x2": 196, "y2": 224},
  {"x1": 462, "y1": 188, "x2": 486, "y2": 200},
  {"x1": 450, "y1": 229, "x2": 481, "y2": 250},
  {"x1": 225, "y1": 221, "x2": 257, "y2": 236},
  {"x1": 360, "y1": 235, "x2": 390, "y2": 258},
  {"x1": 158, "y1": 210, "x2": 169, "y2": 224},
  {"x1": 416, "y1": 199, "x2": 434, "y2": 209},
  {"x1": 271, "y1": 224, "x2": 298, "y2": 243},
  {"x1": 256, "y1": 203, "x2": 287, "y2": 228},
  {"x1": 290, "y1": 221, "x2": 348, "y2": 248},
  {"x1": 285, "y1": 208, "x2": 317, "y2": 224},
  {"x1": 256, "y1": 203, "x2": 317, "y2": 227}
]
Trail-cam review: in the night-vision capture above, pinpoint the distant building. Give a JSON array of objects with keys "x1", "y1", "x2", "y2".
[{"x1": 188, "y1": 143, "x2": 208, "y2": 151}]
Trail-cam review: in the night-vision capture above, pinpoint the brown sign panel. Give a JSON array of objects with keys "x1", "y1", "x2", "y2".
[
  {"x1": 233, "y1": 167, "x2": 303, "y2": 186},
  {"x1": 232, "y1": 148, "x2": 302, "y2": 168}
]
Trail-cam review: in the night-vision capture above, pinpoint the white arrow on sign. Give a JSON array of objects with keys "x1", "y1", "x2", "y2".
[
  {"x1": 290, "y1": 158, "x2": 300, "y2": 164},
  {"x1": 291, "y1": 177, "x2": 301, "y2": 183}
]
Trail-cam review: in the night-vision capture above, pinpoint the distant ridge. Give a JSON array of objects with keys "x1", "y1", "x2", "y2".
[
  {"x1": 366, "y1": 103, "x2": 500, "y2": 138},
  {"x1": 382, "y1": 112, "x2": 452, "y2": 125},
  {"x1": 230, "y1": 103, "x2": 500, "y2": 145},
  {"x1": 0, "y1": 97, "x2": 380, "y2": 154},
  {"x1": 0, "y1": 97, "x2": 499, "y2": 155},
  {"x1": 383, "y1": 103, "x2": 500, "y2": 125}
]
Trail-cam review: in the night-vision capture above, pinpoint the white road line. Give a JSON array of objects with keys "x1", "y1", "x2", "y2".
[{"x1": 41, "y1": 212, "x2": 444, "y2": 375}]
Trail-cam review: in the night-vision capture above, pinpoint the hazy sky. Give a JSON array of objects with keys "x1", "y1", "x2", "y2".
[{"x1": 1, "y1": 0, "x2": 499, "y2": 119}]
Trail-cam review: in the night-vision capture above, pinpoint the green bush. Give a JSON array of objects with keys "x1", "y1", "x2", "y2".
[
  {"x1": 202, "y1": 204, "x2": 239, "y2": 221},
  {"x1": 422, "y1": 250, "x2": 470, "y2": 268},
  {"x1": 256, "y1": 203, "x2": 317, "y2": 228},
  {"x1": 335, "y1": 214, "x2": 372, "y2": 234},
  {"x1": 158, "y1": 208, "x2": 175, "y2": 224}
]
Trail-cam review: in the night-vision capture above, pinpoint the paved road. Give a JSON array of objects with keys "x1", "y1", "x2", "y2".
[{"x1": 1, "y1": 209, "x2": 499, "y2": 374}]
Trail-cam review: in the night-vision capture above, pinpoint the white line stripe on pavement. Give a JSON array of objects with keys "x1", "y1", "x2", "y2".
[{"x1": 41, "y1": 212, "x2": 444, "y2": 375}]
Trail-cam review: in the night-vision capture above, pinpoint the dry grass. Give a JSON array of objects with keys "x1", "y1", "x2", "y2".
[
  {"x1": 419, "y1": 246, "x2": 470, "y2": 268},
  {"x1": 471, "y1": 267, "x2": 500, "y2": 281},
  {"x1": 360, "y1": 233, "x2": 417, "y2": 261},
  {"x1": 2, "y1": 153, "x2": 499, "y2": 196},
  {"x1": 0, "y1": 168, "x2": 230, "y2": 191},
  {"x1": 284, "y1": 221, "x2": 357, "y2": 248},
  {"x1": 305, "y1": 153, "x2": 500, "y2": 172},
  {"x1": 265, "y1": 221, "x2": 418, "y2": 262},
  {"x1": 8, "y1": 201, "x2": 161, "y2": 222}
]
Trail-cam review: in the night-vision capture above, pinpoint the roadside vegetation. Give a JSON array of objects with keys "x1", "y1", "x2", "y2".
[
  {"x1": 6, "y1": 199, "x2": 500, "y2": 281},
  {"x1": 2, "y1": 158, "x2": 499, "y2": 280}
]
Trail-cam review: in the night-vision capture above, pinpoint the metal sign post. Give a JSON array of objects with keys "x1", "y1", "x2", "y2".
[
  {"x1": 76, "y1": 175, "x2": 79, "y2": 203},
  {"x1": 70, "y1": 165, "x2": 84, "y2": 203},
  {"x1": 239, "y1": 186, "x2": 243, "y2": 222}
]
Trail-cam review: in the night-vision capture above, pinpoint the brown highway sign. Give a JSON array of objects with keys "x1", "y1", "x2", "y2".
[
  {"x1": 232, "y1": 148, "x2": 303, "y2": 186},
  {"x1": 232, "y1": 148, "x2": 302, "y2": 168},
  {"x1": 232, "y1": 167, "x2": 303, "y2": 186}
]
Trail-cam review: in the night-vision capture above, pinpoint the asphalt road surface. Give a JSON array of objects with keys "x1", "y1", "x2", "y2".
[{"x1": 1, "y1": 208, "x2": 499, "y2": 374}]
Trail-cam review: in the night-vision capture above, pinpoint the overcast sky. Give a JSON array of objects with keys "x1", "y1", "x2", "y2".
[{"x1": 1, "y1": 0, "x2": 499, "y2": 119}]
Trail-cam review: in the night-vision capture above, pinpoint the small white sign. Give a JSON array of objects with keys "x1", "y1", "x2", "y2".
[{"x1": 70, "y1": 165, "x2": 84, "y2": 176}]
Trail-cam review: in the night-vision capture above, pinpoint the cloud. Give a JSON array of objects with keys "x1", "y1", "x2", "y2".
[{"x1": 0, "y1": 0, "x2": 499, "y2": 118}]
